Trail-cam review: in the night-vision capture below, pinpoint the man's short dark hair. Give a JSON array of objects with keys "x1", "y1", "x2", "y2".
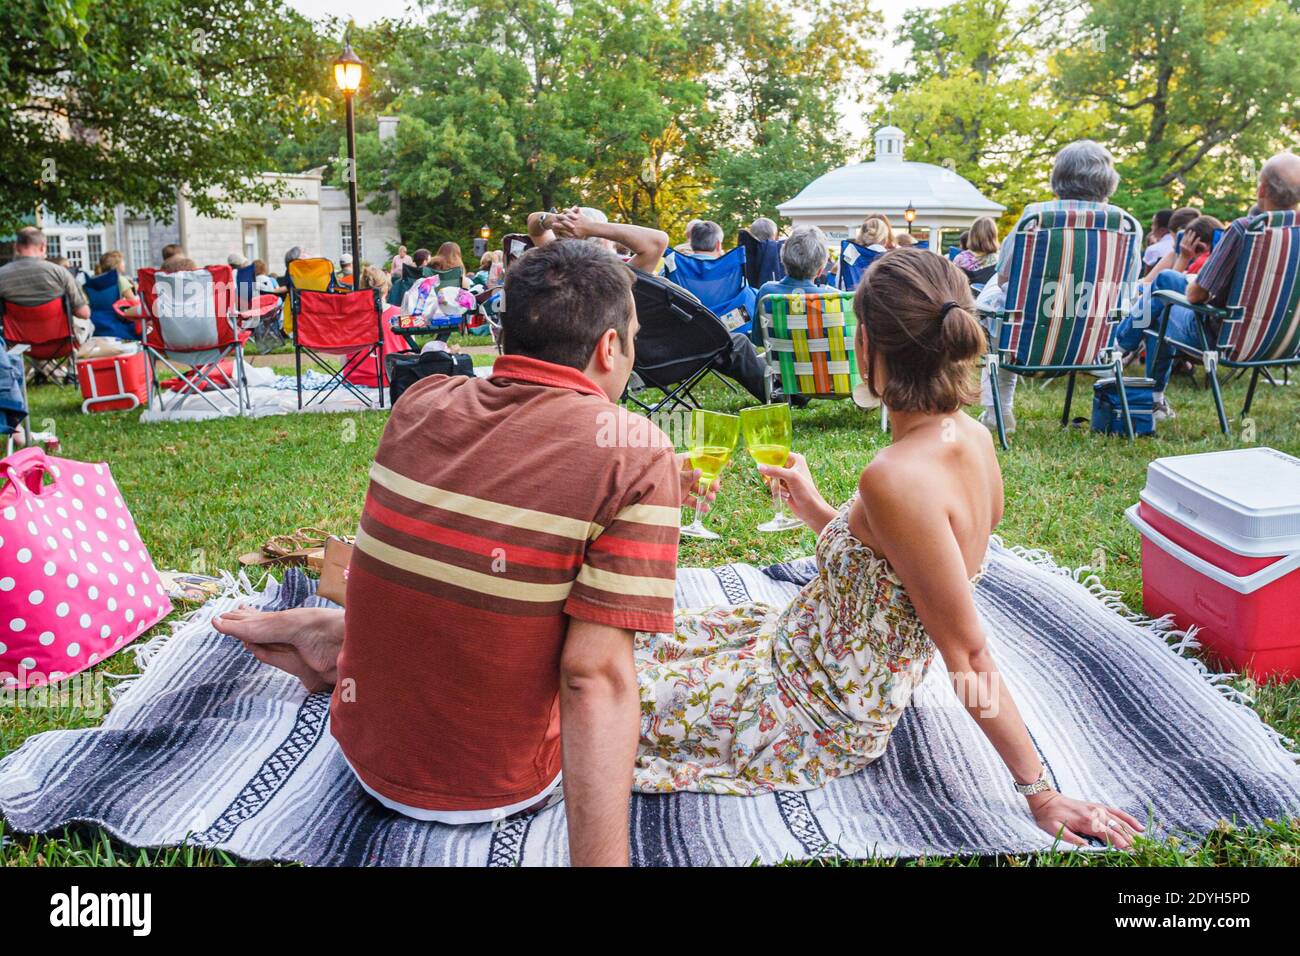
[
  {"x1": 15, "y1": 227, "x2": 44, "y2": 250},
  {"x1": 1169, "y1": 207, "x2": 1199, "y2": 233},
  {"x1": 1153, "y1": 208, "x2": 1173, "y2": 231},
  {"x1": 412, "y1": 247, "x2": 431, "y2": 267},
  {"x1": 502, "y1": 240, "x2": 634, "y2": 370}
]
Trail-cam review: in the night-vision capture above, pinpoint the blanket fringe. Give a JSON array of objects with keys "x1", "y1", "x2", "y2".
[
  {"x1": 992, "y1": 536, "x2": 1299, "y2": 762},
  {"x1": 108, "y1": 570, "x2": 275, "y2": 704}
]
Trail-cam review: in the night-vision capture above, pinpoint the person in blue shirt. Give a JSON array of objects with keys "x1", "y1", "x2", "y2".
[{"x1": 753, "y1": 226, "x2": 839, "y2": 346}]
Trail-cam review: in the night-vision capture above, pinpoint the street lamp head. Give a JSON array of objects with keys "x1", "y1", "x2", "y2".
[
  {"x1": 903, "y1": 202, "x2": 916, "y2": 224},
  {"x1": 479, "y1": 224, "x2": 491, "y2": 240},
  {"x1": 333, "y1": 42, "x2": 364, "y2": 95}
]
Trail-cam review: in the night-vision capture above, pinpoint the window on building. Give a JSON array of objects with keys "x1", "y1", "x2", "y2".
[
  {"x1": 87, "y1": 233, "x2": 103, "y2": 264},
  {"x1": 340, "y1": 223, "x2": 363, "y2": 260},
  {"x1": 242, "y1": 221, "x2": 266, "y2": 263},
  {"x1": 45, "y1": 234, "x2": 62, "y2": 258},
  {"x1": 128, "y1": 223, "x2": 150, "y2": 274},
  {"x1": 67, "y1": 247, "x2": 85, "y2": 272}
]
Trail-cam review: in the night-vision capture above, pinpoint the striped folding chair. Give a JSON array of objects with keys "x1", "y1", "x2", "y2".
[
  {"x1": 983, "y1": 202, "x2": 1142, "y2": 448},
  {"x1": 758, "y1": 292, "x2": 859, "y2": 404},
  {"x1": 1150, "y1": 211, "x2": 1300, "y2": 434}
]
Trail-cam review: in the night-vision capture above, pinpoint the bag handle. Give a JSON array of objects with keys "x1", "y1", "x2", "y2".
[{"x1": 1, "y1": 445, "x2": 53, "y2": 495}]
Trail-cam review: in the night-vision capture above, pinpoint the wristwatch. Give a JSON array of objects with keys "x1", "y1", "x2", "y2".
[{"x1": 1013, "y1": 766, "x2": 1052, "y2": 796}]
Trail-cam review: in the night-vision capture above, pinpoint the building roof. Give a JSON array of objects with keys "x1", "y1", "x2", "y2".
[{"x1": 777, "y1": 128, "x2": 1005, "y2": 222}]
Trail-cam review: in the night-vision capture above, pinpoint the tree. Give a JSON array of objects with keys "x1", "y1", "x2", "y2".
[
  {"x1": 346, "y1": 0, "x2": 711, "y2": 249},
  {"x1": 1055, "y1": 0, "x2": 1300, "y2": 220},
  {"x1": 0, "y1": 0, "x2": 333, "y2": 230},
  {"x1": 690, "y1": 0, "x2": 881, "y2": 234},
  {"x1": 876, "y1": 0, "x2": 1097, "y2": 228}
]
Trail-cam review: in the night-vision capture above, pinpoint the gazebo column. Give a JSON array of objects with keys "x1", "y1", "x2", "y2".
[{"x1": 928, "y1": 225, "x2": 941, "y2": 251}]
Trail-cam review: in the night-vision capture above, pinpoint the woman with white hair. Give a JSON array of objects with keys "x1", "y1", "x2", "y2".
[
  {"x1": 974, "y1": 139, "x2": 1140, "y2": 433},
  {"x1": 753, "y1": 225, "x2": 839, "y2": 340}
]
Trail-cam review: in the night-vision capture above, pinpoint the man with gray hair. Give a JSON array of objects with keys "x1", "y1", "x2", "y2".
[
  {"x1": 687, "y1": 220, "x2": 725, "y2": 258},
  {"x1": 749, "y1": 217, "x2": 778, "y2": 242},
  {"x1": 753, "y1": 225, "x2": 837, "y2": 324},
  {"x1": 1126, "y1": 150, "x2": 1300, "y2": 420},
  {"x1": 974, "y1": 139, "x2": 1141, "y2": 432}
]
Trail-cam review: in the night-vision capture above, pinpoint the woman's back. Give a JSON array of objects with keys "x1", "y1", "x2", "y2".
[{"x1": 848, "y1": 413, "x2": 1002, "y2": 581}]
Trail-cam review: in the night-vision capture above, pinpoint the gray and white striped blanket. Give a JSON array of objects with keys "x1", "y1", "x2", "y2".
[{"x1": 1, "y1": 540, "x2": 1297, "y2": 865}]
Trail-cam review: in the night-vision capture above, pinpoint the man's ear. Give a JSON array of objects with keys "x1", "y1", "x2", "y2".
[{"x1": 593, "y1": 327, "x2": 621, "y2": 373}]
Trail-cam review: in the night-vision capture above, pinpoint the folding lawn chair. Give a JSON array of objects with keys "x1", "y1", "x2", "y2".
[
  {"x1": 137, "y1": 265, "x2": 254, "y2": 416},
  {"x1": 1149, "y1": 211, "x2": 1300, "y2": 434},
  {"x1": 982, "y1": 203, "x2": 1142, "y2": 449},
  {"x1": 837, "y1": 240, "x2": 883, "y2": 292},
  {"x1": 290, "y1": 286, "x2": 386, "y2": 410},
  {"x1": 1, "y1": 294, "x2": 77, "y2": 384},
  {"x1": 758, "y1": 292, "x2": 859, "y2": 404},
  {"x1": 626, "y1": 270, "x2": 735, "y2": 415},
  {"x1": 284, "y1": 257, "x2": 336, "y2": 337},
  {"x1": 662, "y1": 246, "x2": 757, "y2": 336},
  {"x1": 84, "y1": 271, "x2": 136, "y2": 339},
  {"x1": 738, "y1": 229, "x2": 786, "y2": 287}
]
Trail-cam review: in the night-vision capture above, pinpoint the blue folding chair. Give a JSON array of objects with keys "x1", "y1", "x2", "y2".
[
  {"x1": 837, "y1": 241, "x2": 883, "y2": 291},
  {"x1": 662, "y1": 246, "x2": 756, "y2": 335},
  {"x1": 84, "y1": 271, "x2": 136, "y2": 339},
  {"x1": 739, "y1": 230, "x2": 786, "y2": 287}
]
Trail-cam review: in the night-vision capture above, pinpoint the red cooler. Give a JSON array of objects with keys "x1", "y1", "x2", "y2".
[
  {"x1": 76, "y1": 347, "x2": 147, "y2": 413},
  {"x1": 1125, "y1": 448, "x2": 1300, "y2": 680}
]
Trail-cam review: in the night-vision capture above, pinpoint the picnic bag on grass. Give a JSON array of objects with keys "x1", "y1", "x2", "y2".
[
  {"x1": 1091, "y1": 376, "x2": 1155, "y2": 436},
  {"x1": 386, "y1": 350, "x2": 475, "y2": 405},
  {"x1": 0, "y1": 447, "x2": 172, "y2": 689}
]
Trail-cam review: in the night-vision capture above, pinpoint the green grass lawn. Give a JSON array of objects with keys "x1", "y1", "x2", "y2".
[{"x1": 2, "y1": 365, "x2": 1298, "y2": 866}]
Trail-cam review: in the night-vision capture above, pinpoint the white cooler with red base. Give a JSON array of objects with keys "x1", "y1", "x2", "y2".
[{"x1": 1125, "y1": 447, "x2": 1300, "y2": 680}]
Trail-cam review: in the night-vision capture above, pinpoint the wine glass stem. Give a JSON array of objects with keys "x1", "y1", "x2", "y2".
[{"x1": 771, "y1": 478, "x2": 786, "y2": 522}]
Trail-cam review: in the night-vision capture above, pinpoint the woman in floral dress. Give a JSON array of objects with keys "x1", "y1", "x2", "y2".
[{"x1": 635, "y1": 249, "x2": 1146, "y2": 849}]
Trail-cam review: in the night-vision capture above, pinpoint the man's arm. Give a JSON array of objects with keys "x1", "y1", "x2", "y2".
[
  {"x1": 559, "y1": 617, "x2": 639, "y2": 867},
  {"x1": 553, "y1": 209, "x2": 668, "y2": 273}
]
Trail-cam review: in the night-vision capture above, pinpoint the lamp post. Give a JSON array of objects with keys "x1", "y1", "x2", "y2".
[
  {"x1": 903, "y1": 201, "x2": 916, "y2": 239},
  {"x1": 334, "y1": 40, "x2": 364, "y2": 287},
  {"x1": 474, "y1": 224, "x2": 491, "y2": 258}
]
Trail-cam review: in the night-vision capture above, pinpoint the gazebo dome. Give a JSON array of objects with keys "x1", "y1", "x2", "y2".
[{"x1": 777, "y1": 127, "x2": 1005, "y2": 247}]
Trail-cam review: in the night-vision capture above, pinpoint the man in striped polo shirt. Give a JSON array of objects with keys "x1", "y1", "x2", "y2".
[{"x1": 216, "y1": 223, "x2": 714, "y2": 866}]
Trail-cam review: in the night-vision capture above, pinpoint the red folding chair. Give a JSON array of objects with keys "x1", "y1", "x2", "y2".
[
  {"x1": 291, "y1": 287, "x2": 386, "y2": 409},
  {"x1": 1, "y1": 295, "x2": 77, "y2": 384},
  {"x1": 137, "y1": 265, "x2": 258, "y2": 416}
]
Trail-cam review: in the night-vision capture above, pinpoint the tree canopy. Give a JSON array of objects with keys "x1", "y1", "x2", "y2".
[
  {"x1": 0, "y1": 0, "x2": 333, "y2": 231},
  {"x1": 5, "y1": 0, "x2": 1297, "y2": 246}
]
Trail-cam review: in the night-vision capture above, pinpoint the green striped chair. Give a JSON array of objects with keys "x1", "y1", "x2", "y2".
[
  {"x1": 985, "y1": 202, "x2": 1142, "y2": 448},
  {"x1": 758, "y1": 292, "x2": 859, "y2": 403},
  {"x1": 1150, "y1": 211, "x2": 1300, "y2": 433}
]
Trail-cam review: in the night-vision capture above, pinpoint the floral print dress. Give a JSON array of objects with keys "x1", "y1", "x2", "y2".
[{"x1": 634, "y1": 498, "x2": 979, "y2": 796}]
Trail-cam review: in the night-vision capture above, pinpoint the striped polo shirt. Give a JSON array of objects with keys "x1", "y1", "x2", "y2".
[{"x1": 331, "y1": 355, "x2": 680, "y2": 813}]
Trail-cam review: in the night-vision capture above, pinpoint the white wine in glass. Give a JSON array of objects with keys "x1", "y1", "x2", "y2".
[
  {"x1": 682, "y1": 409, "x2": 739, "y2": 540},
  {"x1": 740, "y1": 403, "x2": 804, "y2": 533}
]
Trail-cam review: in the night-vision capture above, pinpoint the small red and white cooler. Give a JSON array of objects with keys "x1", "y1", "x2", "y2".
[
  {"x1": 76, "y1": 344, "x2": 147, "y2": 414},
  {"x1": 1126, "y1": 447, "x2": 1300, "y2": 680}
]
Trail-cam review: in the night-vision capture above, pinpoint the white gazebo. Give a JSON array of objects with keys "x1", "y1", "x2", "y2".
[{"x1": 777, "y1": 127, "x2": 1005, "y2": 250}]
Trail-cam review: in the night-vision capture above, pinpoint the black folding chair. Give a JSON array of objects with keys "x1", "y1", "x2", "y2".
[{"x1": 625, "y1": 270, "x2": 734, "y2": 415}]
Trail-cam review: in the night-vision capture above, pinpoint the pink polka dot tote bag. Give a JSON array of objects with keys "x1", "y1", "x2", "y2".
[{"x1": 0, "y1": 446, "x2": 172, "y2": 689}]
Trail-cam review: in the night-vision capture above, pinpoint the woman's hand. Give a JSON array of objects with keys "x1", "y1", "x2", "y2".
[
  {"x1": 757, "y1": 452, "x2": 835, "y2": 533},
  {"x1": 1028, "y1": 791, "x2": 1145, "y2": 849}
]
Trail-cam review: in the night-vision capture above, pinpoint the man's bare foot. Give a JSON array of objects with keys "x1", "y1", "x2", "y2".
[{"x1": 213, "y1": 606, "x2": 345, "y2": 693}]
